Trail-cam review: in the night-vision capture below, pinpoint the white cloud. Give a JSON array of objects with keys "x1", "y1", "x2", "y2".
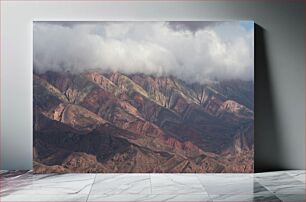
[{"x1": 33, "y1": 21, "x2": 254, "y2": 83}]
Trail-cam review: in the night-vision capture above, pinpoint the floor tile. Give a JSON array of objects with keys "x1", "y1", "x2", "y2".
[
  {"x1": 0, "y1": 194, "x2": 88, "y2": 202},
  {"x1": 253, "y1": 181, "x2": 273, "y2": 194},
  {"x1": 150, "y1": 174, "x2": 207, "y2": 195},
  {"x1": 1, "y1": 170, "x2": 306, "y2": 202},
  {"x1": 0, "y1": 170, "x2": 30, "y2": 178},
  {"x1": 88, "y1": 194, "x2": 211, "y2": 202},
  {"x1": 142, "y1": 194, "x2": 211, "y2": 202},
  {"x1": 286, "y1": 170, "x2": 306, "y2": 183},
  {"x1": 197, "y1": 174, "x2": 255, "y2": 195},
  {"x1": 275, "y1": 194, "x2": 306, "y2": 202},
  {"x1": 0, "y1": 170, "x2": 8, "y2": 175},
  {"x1": 255, "y1": 171, "x2": 294, "y2": 180},
  {"x1": 90, "y1": 174, "x2": 151, "y2": 195},
  {"x1": 256, "y1": 173, "x2": 305, "y2": 195},
  {"x1": 253, "y1": 194, "x2": 282, "y2": 202},
  {"x1": 210, "y1": 194, "x2": 282, "y2": 202},
  {"x1": 1, "y1": 171, "x2": 44, "y2": 196},
  {"x1": 1, "y1": 173, "x2": 96, "y2": 196}
]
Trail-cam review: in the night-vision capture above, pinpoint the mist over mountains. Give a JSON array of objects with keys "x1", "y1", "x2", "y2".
[{"x1": 34, "y1": 21, "x2": 254, "y2": 83}]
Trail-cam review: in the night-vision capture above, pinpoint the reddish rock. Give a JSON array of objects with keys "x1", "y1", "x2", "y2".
[{"x1": 33, "y1": 71, "x2": 254, "y2": 173}]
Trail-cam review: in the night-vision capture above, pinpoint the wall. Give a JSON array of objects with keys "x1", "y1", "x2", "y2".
[{"x1": 1, "y1": 0, "x2": 305, "y2": 171}]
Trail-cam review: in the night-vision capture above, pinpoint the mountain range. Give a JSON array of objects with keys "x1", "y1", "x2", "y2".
[{"x1": 33, "y1": 70, "x2": 254, "y2": 173}]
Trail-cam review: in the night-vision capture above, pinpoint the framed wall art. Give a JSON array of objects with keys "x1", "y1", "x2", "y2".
[{"x1": 33, "y1": 21, "x2": 254, "y2": 173}]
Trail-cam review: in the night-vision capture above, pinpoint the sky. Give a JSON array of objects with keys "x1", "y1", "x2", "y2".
[{"x1": 33, "y1": 21, "x2": 254, "y2": 83}]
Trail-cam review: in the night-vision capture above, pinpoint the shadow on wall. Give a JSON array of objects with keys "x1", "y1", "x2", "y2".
[{"x1": 254, "y1": 24, "x2": 286, "y2": 172}]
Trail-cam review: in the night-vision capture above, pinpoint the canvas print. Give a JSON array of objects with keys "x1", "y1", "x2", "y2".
[{"x1": 33, "y1": 21, "x2": 254, "y2": 173}]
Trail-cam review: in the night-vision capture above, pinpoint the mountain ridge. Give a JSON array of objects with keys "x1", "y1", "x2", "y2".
[{"x1": 33, "y1": 70, "x2": 254, "y2": 173}]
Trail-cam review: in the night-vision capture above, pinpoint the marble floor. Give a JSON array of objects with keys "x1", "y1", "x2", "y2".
[{"x1": 0, "y1": 170, "x2": 305, "y2": 202}]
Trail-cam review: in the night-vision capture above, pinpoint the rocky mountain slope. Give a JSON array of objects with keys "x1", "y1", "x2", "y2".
[{"x1": 33, "y1": 70, "x2": 254, "y2": 173}]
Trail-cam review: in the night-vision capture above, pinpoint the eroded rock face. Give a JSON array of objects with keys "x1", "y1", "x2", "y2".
[
  {"x1": 61, "y1": 104, "x2": 107, "y2": 132},
  {"x1": 33, "y1": 71, "x2": 254, "y2": 173}
]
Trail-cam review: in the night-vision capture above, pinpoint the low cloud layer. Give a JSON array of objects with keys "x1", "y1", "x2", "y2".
[{"x1": 34, "y1": 21, "x2": 254, "y2": 82}]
